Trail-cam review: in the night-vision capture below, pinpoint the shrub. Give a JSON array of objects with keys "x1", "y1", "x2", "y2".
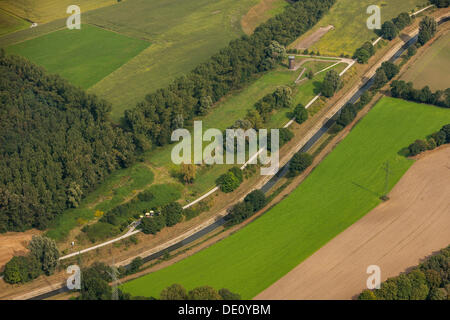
[
  {"x1": 293, "y1": 103, "x2": 308, "y2": 124},
  {"x1": 217, "y1": 171, "x2": 241, "y2": 193},
  {"x1": 408, "y1": 140, "x2": 428, "y2": 156},
  {"x1": 127, "y1": 257, "x2": 144, "y2": 275},
  {"x1": 137, "y1": 190, "x2": 154, "y2": 202},
  {"x1": 188, "y1": 286, "x2": 222, "y2": 300},
  {"x1": 160, "y1": 284, "x2": 188, "y2": 300},
  {"x1": 140, "y1": 215, "x2": 166, "y2": 235},
  {"x1": 163, "y1": 202, "x2": 183, "y2": 227},
  {"x1": 289, "y1": 152, "x2": 313, "y2": 176},
  {"x1": 219, "y1": 288, "x2": 241, "y2": 300},
  {"x1": 244, "y1": 190, "x2": 267, "y2": 212},
  {"x1": 381, "y1": 21, "x2": 398, "y2": 40}
]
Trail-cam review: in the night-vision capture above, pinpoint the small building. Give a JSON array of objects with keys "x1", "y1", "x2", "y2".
[
  {"x1": 139, "y1": 215, "x2": 144, "y2": 219},
  {"x1": 288, "y1": 56, "x2": 295, "y2": 70},
  {"x1": 145, "y1": 212, "x2": 150, "y2": 217}
]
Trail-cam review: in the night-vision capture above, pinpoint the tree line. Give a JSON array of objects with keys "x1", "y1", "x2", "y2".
[
  {"x1": 353, "y1": 14, "x2": 438, "y2": 65},
  {"x1": 390, "y1": 80, "x2": 450, "y2": 108},
  {"x1": 359, "y1": 245, "x2": 450, "y2": 300}
]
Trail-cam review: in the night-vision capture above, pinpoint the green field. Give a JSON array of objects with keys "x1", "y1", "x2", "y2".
[
  {"x1": 401, "y1": 31, "x2": 450, "y2": 90},
  {"x1": 6, "y1": 24, "x2": 149, "y2": 89},
  {"x1": 85, "y1": 0, "x2": 262, "y2": 120},
  {"x1": 121, "y1": 97, "x2": 450, "y2": 299},
  {"x1": 298, "y1": 0, "x2": 427, "y2": 56},
  {"x1": 0, "y1": 9, "x2": 29, "y2": 36}
]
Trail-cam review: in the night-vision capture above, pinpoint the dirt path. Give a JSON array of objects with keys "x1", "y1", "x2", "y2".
[{"x1": 256, "y1": 146, "x2": 450, "y2": 300}]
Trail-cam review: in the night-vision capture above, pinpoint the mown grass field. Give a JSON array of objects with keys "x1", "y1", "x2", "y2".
[
  {"x1": 401, "y1": 31, "x2": 450, "y2": 90},
  {"x1": 0, "y1": 9, "x2": 28, "y2": 36},
  {"x1": 121, "y1": 97, "x2": 450, "y2": 299},
  {"x1": 0, "y1": 0, "x2": 118, "y2": 24},
  {"x1": 297, "y1": 0, "x2": 428, "y2": 56},
  {"x1": 85, "y1": 0, "x2": 263, "y2": 120},
  {"x1": 6, "y1": 24, "x2": 149, "y2": 89}
]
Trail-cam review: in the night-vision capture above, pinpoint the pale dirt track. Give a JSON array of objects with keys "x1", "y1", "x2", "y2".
[{"x1": 256, "y1": 146, "x2": 450, "y2": 300}]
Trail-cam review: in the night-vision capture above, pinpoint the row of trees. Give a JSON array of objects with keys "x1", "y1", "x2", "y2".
[
  {"x1": 390, "y1": 80, "x2": 450, "y2": 108},
  {"x1": 354, "y1": 13, "x2": 437, "y2": 65},
  {"x1": 3, "y1": 235, "x2": 60, "y2": 284},
  {"x1": 407, "y1": 124, "x2": 450, "y2": 156},
  {"x1": 123, "y1": 0, "x2": 336, "y2": 148},
  {"x1": 0, "y1": 52, "x2": 136, "y2": 232},
  {"x1": 160, "y1": 284, "x2": 241, "y2": 300},
  {"x1": 359, "y1": 245, "x2": 450, "y2": 300},
  {"x1": 379, "y1": 12, "x2": 412, "y2": 40}
]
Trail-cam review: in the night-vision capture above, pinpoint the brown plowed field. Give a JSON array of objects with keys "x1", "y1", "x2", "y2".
[{"x1": 256, "y1": 146, "x2": 450, "y2": 300}]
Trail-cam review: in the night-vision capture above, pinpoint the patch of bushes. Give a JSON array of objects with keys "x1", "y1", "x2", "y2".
[
  {"x1": 125, "y1": 0, "x2": 336, "y2": 148},
  {"x1": 353, "y1": 41, "x2": 376, "y2": 64},
  {"x1": 390, "y1": 81, "x2": 450, "y2": 108},
  {"x1": 160, "y1": 284, "x2": 241, "y2": 300},
  {"x1": 288, "y1": 152, "x2": 313, "y2": 177},
  {"x1": 406, "y1": 124, "x2": 450, "y2": 156},
  {"x1": 225, "y1": 189, "x2": 267, "y2": 226}
]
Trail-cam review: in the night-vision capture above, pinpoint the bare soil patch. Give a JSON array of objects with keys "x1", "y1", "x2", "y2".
[
  {"x1": 0, "y1": 229, "x2": 40, "y2": 271},
  {"x1": 256, "y1": 145, "x2": 450, "y2": 300}
]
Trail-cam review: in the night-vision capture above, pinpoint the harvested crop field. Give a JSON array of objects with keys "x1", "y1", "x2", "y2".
[{"x1": 256, "y1": 146, "x2": 450, "y2": 300}]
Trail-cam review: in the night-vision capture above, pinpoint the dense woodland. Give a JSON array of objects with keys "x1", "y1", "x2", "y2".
[
  {"x1": 123, "y1": 0, "x2": 336, "y2": 148},
  {"x1": 0, "y1": 52, "x2": 136, "y2": 232}
]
